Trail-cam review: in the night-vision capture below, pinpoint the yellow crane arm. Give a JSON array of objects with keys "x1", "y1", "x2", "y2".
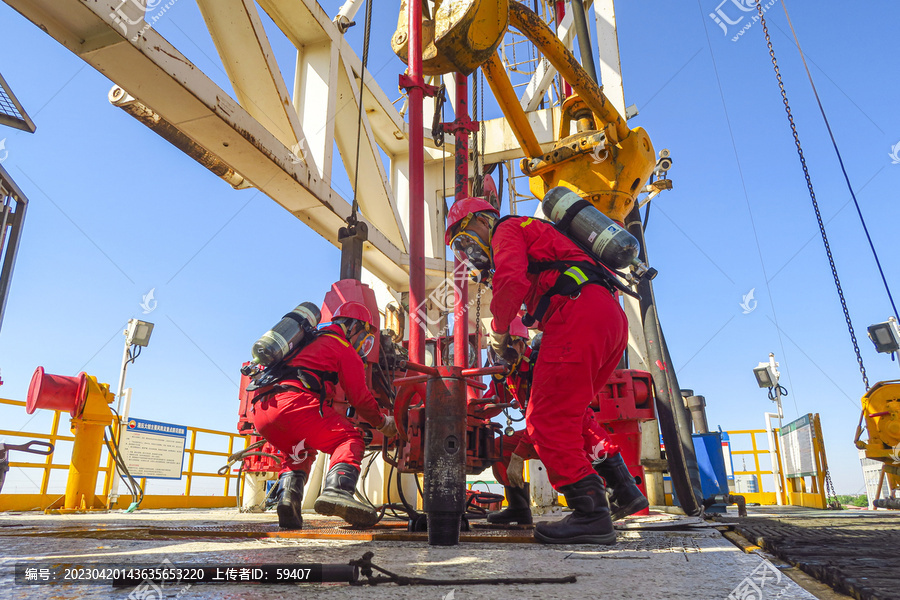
[
  {"x1": 507, "y1": 1, "x2": 629, "y2": 144},
  {"x1": 481, "y1": 53, "x2": 544, "y2": 158}
]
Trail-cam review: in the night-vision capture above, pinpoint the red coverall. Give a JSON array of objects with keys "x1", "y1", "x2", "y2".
[
  {"x1": 478, "y1": 348, "x2": 620, "y2": 487},
  {"x1": 490, "y1": 217, "x2": 628, "y2": 488},
  {"x1": 252, "y1": 324, "x2": 387, "y2": 475}
]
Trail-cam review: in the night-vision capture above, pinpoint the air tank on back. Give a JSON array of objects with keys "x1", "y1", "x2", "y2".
[
  {"x1": 542, "y1": 187, "x2": 656, "y2": 279},
  {"x1": 250, "y1": 302, "x2": 322, "y2": 367}
]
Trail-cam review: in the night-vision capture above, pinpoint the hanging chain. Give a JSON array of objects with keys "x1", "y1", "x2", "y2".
[
  {"x1": 479, "y1": 68, "x2": 486, "y2": 195},
  {"x1": 471, "y1": 72, "x2": 482, "y2": 196},
  {"x1": 474, "y1": 283, "x2": 484, "y2": 350},
  {"x1": 824, "y1": 467, "x2": 841, "y2": 510},
  {"x1": 756, "y1": 1, "x2": 869, "y2": 391}
]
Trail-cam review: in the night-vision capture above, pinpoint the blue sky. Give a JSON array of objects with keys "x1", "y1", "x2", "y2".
[{"x1": 0, "y1": 0, "x2": 898, "y2": 496}]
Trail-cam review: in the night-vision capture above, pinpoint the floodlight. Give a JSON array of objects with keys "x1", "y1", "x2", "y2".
[
  {"x1": 867, "y1": 317, "x2": 900, "y2": 354},
  {"x1": 125, "y1": 319, "x2": 154, "y2": 347},
  {"x1": 753, "y1": 362, "x2": 776, "y2": 388}
]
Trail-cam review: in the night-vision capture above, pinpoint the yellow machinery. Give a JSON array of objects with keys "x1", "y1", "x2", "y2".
[
  {"x1": 856, "y1": 381, "x2": 900, "y2": 494},
  {"x1": 519, "y1": 95, "x2": 655, "y2": 223},
  {"x1": 395, "y1": 1, "x2": 656, "y2": 224},
  {"x1": 392, "y1": 0, "x2": 509, "y2": 76},
  {"x1": 25, "y1": 367, "x2": 115, "y2": 512}
]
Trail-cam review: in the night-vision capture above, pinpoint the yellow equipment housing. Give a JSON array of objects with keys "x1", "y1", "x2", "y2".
[
  {"x1": 392, "y1": 0, "x2": 509, "y2": 76},
  {"x1": 521, "y1": 96, "x2": 655, "y2": 223},
  {"x1": 857, "y1": 380, "x2": 900, "y2": 491}
]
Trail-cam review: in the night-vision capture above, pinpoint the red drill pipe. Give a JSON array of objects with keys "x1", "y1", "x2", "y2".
[
  {"x1": 407, "y1": 0, "x2": 426, "y2": 364},
  {"x1": 453, "y1": 72, "x2": 470, "y2": 367}
]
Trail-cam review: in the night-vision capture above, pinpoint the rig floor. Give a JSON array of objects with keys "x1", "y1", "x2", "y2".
[{"x1": 1, "y1": 505, "x2": 892, "y2": 599}]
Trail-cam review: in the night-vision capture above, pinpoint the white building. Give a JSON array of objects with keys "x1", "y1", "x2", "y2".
[{"x1": 859, "y1": 449, "x2": 890, "y2": 508}]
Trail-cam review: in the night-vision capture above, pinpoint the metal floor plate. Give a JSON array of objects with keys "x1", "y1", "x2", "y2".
[{"x1": 730, "y1": 511, "x2": 900, "y2": 600}]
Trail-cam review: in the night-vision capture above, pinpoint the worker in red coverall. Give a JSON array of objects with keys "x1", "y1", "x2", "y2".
[
  {"x1": 252, "y1": 301, "x2": 397, "y2": 529},
  {"x1": 478, "y1": 324, "x2": 648, "y2": 526},
  {"x1": 447, "y1": 188, "x2": 628, "y2": 544}
]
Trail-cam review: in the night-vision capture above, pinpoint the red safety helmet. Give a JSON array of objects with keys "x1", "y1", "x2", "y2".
[
  {"x1": 445, "y1": 197, "x2": 500, "y2": 245},
  {"x1": 509, "y1": 317, "x2": 529, "y2": 340},
  {"x1": 332, "y1": 301, "x2": 374, "y2": 330}
]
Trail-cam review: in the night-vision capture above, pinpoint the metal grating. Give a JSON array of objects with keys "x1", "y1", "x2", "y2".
[
  {"x1": 0, "y1": 71, "x2": 36, "y2": 133},
  {"x1": 732, "y1": 514, "x2": 900, "y2": 600}
]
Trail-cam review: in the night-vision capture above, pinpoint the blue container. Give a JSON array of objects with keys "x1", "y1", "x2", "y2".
[
  {"x1": 672, "y1": 432, "x2": 729, "y2": 507},
  {"x1": 693, "y1": 432, "x2": 730, "y2": 498}
]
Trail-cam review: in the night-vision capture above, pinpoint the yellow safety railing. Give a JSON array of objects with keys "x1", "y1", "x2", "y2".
[
  {"x1": 726, "y1": 428, "x2": 787, "y2": 506},
  {"x1": 0, "y1": 398, "x2": 248, "y2": 512}
]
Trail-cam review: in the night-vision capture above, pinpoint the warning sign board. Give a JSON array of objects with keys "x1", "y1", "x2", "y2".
[{"x1": 119, "y1": 418, "x2": 187, "y2": 480}]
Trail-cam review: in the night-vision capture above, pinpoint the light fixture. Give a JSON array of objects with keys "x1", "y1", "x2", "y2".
[
  {"x1": 867, "y1": 317, "x2": 900, "y2": 354},
  {"x1": 447, "y1": 340, "x2": 478, "y2": 367},
  {"x1": 125, "y1": 319, "x2": 154, "y2": 347},
  {"x1": 753, "y1": 362, "x2": 776, "y2": 389}
]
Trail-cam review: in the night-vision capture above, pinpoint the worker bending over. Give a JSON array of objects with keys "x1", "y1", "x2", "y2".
[
  {"x1": 447, "y1": 195, "x2": 628, "y2": 544},
  {"x1": 252, "y1": 301, "x2": 397, "y2": 529},
  {"x1": 477, "y1": 321, "x2": 647, "y2": 526}
]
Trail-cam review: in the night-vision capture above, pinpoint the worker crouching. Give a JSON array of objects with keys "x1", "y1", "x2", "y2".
[
  {"x1": 252, "y1": 301, "x2": 397, "y2": 529},
  {"x1": 447, "y1": 194, "x2": 629, "y2": 544}
]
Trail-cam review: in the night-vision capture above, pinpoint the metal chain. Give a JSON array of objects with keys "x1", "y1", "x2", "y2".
[
  {"x1": 824, "y1": 468, "x2": 841, "y2": 510},
  {"x1": 479, "y1": 68, "x2": 486, "y2": 194},
  {"x1": 471, "y1": 72, "x2": 481, "y2": 196},
  {"x1": 474, "y1": 283, "x2": 484, "y2": 352},
  {"x1": 756, "y1": 1, "x2": 869, "y2": 391}
]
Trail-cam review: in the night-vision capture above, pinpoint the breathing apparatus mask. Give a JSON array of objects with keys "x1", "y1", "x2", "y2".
[
  {"x1": 339, "y1": 318, "x2": 376, "y2": 358},
  {"x1": 449, "y1": 214, "x2": 493, "y2": 272}
]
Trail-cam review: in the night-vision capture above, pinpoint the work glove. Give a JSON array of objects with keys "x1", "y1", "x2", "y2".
[
  {"x1": 377, "y1": 415, "x2": 398, "y2": 438},
  {"x1": 488, "y1": 328, "x2": 510, "y2": 358},
  {"x1": 507, "y1": 452, "x2": 526, "y2": 488},
  {"x1": 489, "y1": 328, "x2": 523, "y2": 366}
]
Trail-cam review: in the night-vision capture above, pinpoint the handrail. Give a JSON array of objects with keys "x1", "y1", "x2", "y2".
[{"x1": 1, "y1": 398, "x2": 249, "y2": 511}]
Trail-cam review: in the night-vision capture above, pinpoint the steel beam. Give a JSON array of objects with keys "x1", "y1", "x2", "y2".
[
  {"x1": 196, "y1": 0, "x2": 313, "y2": 172},
  {"x1": 593, "y1": 0, "x2": 626, "y2": 116},
  {"x1": 3, "y1": 0, "x2": 450, "y2": 292},
  {"x1": 294, "y1": 40, "x2": 338, "y2": 183},
  {"x1": 335, "y1": 52, "x2": 407, "y2": 250}
]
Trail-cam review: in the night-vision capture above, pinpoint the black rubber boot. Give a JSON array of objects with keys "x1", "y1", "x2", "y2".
[
  {"x1": 533, "y1": 474, "x2": 616, "y2": 545},
  {"x1": 276, "y1": 470, "x2": 306, "y2": 530},
  {"x1": 487, "y1": 484, "x2": 533, "y2": 525},
  {"x1": 594, "y1": 453, "x2": 649, "y2": 521},
  {"x1": 314, "y1": 463, "x2": 378, "y2": 528}
]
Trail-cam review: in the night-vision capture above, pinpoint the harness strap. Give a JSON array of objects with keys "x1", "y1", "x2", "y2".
[
  {"x1": 247, "y1": 331, "x2": 345, "y2": 415},
  {"x1": 522, "y1": 261, "x2": 617, "y2": 327},
  {"x1": 294, "y1": 367, "x2": 340, "y2": 417},
  {"x1": 250, "y1": 384, "x2": 301, "y2": 405}
]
